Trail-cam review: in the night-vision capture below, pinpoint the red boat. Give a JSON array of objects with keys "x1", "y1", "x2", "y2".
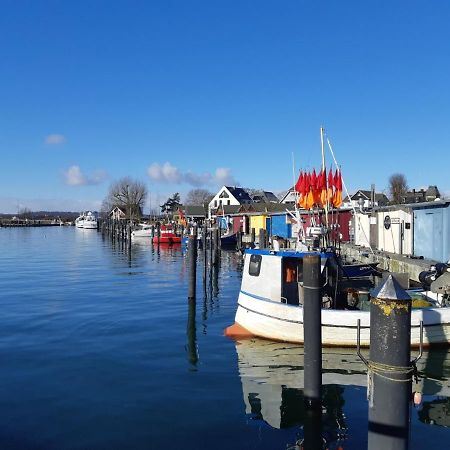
[{"x1": 152, "y1": 225, "x2": 182, "y2": 244}]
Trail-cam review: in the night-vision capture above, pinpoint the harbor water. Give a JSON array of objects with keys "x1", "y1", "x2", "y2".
[{"x1": 1, "y1": 227, "x2": 450, "y2": 449}]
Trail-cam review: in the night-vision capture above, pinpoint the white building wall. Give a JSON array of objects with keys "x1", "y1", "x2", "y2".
[
  {"x1": 354, "y1": 213, "x2": 371, "y2": 248},
  {"x1": 377, "y1": 209, "x2": 413, "y2": 255},
  {"x1": 208, "y1": 186, "x2": 240, "y2": 210}
]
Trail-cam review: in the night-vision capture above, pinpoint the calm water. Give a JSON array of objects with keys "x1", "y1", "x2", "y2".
[{"x1": 0, "y1": 227, "x2": 449, "y2": 449}]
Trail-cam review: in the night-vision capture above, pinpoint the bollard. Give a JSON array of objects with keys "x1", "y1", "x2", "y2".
[
  {"x1": 367, "y1": 275, "x2": 412, "y2": 450},
  {"x1": 303, "y1": 254, "x2": 322, "y2": 408},
  {"x1": 188, "y1": 235, "x2": 197, "y2": 300}
]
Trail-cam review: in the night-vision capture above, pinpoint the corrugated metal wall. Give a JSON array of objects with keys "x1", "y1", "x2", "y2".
[
  {"x1": 270, "y1": 214, "x2": 292, "y2": 238},
  {"x1": 414, "y1": 204, "x2": 450, "y2": 262}
]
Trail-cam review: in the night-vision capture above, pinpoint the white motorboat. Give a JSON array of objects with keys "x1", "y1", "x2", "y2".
[
  {"x1": 83, "y1": 211, "x2": 97, "y2": 229},
  {"x1": 75, "y1": 211, "x2": 97, "y2": 229},
  {"x1": 225, "y1": 248, "x2": 450, "y2": 347},
  {"x1": 131, "y1": 223, "x2": 153, "y2": 238},
  {"x1": 75, "y1": 213, "x2": 85, "y2": 228}
]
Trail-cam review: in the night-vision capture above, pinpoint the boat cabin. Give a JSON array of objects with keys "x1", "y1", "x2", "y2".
[{"x1": 242, "y1": 249, "x2": 333, "y2": 307}]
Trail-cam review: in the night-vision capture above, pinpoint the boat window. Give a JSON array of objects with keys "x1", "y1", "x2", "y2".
[{"x1": 249, "y1": 254, "x2": 262, "y2": 277}]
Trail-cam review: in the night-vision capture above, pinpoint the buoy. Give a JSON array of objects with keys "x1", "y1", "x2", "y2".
[{"x1": 413, "y1": 391, "x2": 422, "y2": 406}]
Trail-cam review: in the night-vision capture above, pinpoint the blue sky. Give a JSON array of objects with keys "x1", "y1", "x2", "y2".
[{"x1": 1, "y1": 1, "x2": 449, "y2": 213}]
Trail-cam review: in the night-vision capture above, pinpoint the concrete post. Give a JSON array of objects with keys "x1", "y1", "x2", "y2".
[{"x1": 368, "y1": 275, "x2": 412, "y2": 450}]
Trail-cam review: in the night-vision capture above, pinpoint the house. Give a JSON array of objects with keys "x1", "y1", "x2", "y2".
[
  {"x1": 181, "y1": 205, "x2": 207, "y2": 224},
  {"x1": 251, "y1": 190, "x2": 279, "y2": 203},
  {"x1": 208, "y1": 186, "x2": 253, "y2": 218},
  {"x1": 401, "y1": 186, "x2": 440, "y2": 204},
  {"x1": 279, "y1": 187, "x2": 296, "y2": 205},
  {"x1": 109, "y1": 206, "x2": 127, "y2": 221},
  {"x1": 343, "y1": 190, "x2": 389, "y2": 209}
]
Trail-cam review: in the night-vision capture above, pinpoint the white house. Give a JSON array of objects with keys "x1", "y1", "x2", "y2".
[{"x1": 208, "y1": 186, "x2": 253, "y2": 218}]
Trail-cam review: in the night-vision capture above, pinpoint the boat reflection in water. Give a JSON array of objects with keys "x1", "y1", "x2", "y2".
[{"x1": 234, "y1": 338, "x2": 450, "y2": 444}]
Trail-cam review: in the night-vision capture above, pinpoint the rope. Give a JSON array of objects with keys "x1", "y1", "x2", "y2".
[{"x1": 368, "y1": 360, "x2": 415, "y2": 383}]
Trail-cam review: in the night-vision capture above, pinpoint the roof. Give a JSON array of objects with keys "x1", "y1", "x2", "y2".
[
  {"x1": 183, "y1": 205, "x2": 207, "y2": 216},
  {"x1": 251, "y1": 191, "x2": 279, "y2": 203},
  {"x1": 344, "y1": 190, "x2": 389, "y2": 204},
  {"x1": 225, "y1": 186, "x2": 253, "y2": 203}
]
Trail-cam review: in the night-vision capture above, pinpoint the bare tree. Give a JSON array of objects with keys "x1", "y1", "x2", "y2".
[
  {"x1": 104, "y1": 177, "x2": 148, "y2": 221},
  {"x1": 184, "y1": 189, "x2": 214, "y2": 206},
  {"x1": 18, "y1": 207, "x2": 33, "y2": 220},
  {"x1": 389, "y1": 173, "x2": 408, "y2": 204}
]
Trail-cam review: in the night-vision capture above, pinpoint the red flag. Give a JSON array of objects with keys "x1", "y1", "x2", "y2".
[{"x1": 294, "y1": 171, "x2": 302, "y2": 193}]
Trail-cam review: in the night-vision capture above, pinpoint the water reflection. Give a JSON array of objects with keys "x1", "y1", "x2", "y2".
[{"x1": 234, "y1": 339, "x2": 450, "y2": 445}]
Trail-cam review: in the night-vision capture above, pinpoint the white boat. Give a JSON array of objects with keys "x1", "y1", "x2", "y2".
[
  {"x1": 75, "y1": 211, "x2": 97, "y2": 229},
  {"x1": 75, "y1": 213, "x2": 85, "y2": 228},
  {"x1": 225, "y1": 248, "x2": 450, "y2": 347},
  {"x1": 131, "y1": 223, "x2": 153, "y2": 238},
  {"x1": 83, "y1": 211, "x2": 97, "y2": 229}
]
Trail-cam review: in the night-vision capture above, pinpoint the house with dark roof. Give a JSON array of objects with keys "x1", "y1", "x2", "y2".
[
  {"x1": 343, "y1": 190, "x2": 389, "y2": 209},
  {"x1": 208, "y1": 186, "x2": 253, "y2": 218},
  {"x1": 401, "y1": 186, "x2": 441, "y2": 204},
  {"x1": 251, "y1": 190, "x2": 279, "y2": 203}
]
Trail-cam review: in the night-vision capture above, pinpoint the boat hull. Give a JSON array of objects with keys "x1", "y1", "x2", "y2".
[
  {"x1": 152, "y1": 236, "x2": 182, "y2": 244},
  {"x1": 231, "y1": 290, "x2": 450, "y2": 347}
]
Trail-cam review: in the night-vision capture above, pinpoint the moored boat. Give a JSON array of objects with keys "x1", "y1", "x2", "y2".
[
  {"x1": 83, "y1": 211, "x2": 98, "y2": 229},
  {"x1": 225, "y1": 248, "x2": 450, "y2": 347},
  {"x1": 152, "y1": 225, "x2": 182, "y2": 244},
  {"x1": 131, "y1": 223, "x2": 153, "y2": 238}
]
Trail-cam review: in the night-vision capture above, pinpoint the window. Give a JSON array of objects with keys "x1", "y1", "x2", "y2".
[{"x1": 249, "y1": 254, "x2": 262, "y2": 277}]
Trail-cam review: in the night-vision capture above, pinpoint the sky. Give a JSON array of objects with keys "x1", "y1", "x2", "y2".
[{"x1": 1, "y1": 0, "x2": 450, "y2": 213}]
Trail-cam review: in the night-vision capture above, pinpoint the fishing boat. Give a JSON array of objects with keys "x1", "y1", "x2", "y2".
[
  {"x1": 225, "y1": 128, "x2": 450, "y2": 347},
  {"x1": 152, "y1": 225, "x2": 182, "y2": 244},
  {"x1": 225, "y1": 246, "x2": 450, "y2": 346}
]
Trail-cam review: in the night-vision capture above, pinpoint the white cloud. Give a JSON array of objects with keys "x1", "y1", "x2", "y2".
[
  {"x1": 214, "y1": 167, "x2": 236, "y2": 186},
  {"x1": 45, "y1": 134, "x2": 66, "y2": 145},
  {"x1": 64, "y1": 165, "x2": 107, "y2": 186},
  {"x1": 147, "y1": 162, "x2": 182, "y2": 184},
  {"x1": 147, "y1": 162, "x2": 237, "y2": 188}
]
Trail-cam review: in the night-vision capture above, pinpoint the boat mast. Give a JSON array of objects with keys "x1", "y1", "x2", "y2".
[{"x1": 320, "y1": 127, "x2": 329, "y2": 229}]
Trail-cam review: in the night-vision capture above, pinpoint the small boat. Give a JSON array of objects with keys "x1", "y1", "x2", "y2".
[
  {"x1": 342, "y1": 261, "x2": 380, "y2": 278},
  {"x1": 131, "y1": 223, "x2": 153, "y2": 238},
  {"x1": 152, "y1": 225, "x2": 182, "y2": 244}
]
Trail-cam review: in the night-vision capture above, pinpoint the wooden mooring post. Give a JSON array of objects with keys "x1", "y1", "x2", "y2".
[{"x1": 188, "y1": 235, "x2": 197, "y2": 300}]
